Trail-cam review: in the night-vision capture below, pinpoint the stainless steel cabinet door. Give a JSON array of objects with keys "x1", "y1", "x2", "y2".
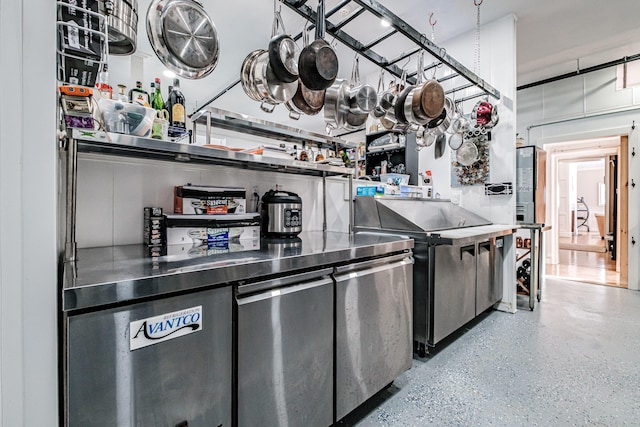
[
  {"x1": 433, "y1": 244, "x2": 476, "y2": 344},
  {"x1": 334, "y1": 255, "x2": 413, "y2": 421},
  {"x1": 237, "y1": 277, "x2": 333, "y2": 427},
  {"x1": 475, "y1": 240, "x2": 494, "y2": 314},
  {"x1": 66, "y1": 286, "x2": 232, "y2": 427}
]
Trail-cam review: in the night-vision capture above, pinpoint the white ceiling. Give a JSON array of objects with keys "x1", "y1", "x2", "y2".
[{"x1": 123, "y1": 0, "x2": 640, "y2": 130}]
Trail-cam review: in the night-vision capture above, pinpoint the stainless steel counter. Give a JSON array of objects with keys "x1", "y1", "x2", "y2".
[{"x1": 62, "y1": 231, "x2": 413, "y2": 312}]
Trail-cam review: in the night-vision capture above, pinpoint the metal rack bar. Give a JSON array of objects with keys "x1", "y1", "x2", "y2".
[
  {"x1": 333, "y1": 7, "x2": 366, "y2": 30},
  {"x1": 363, "y1": 30, "x2": 397, "y2": 50},
  {"x1": 349, "y1": 0, "x2": 500, "y2": 99},
  {"x1": 192, "y1": 0, "x2": 500, "y2": 116}
]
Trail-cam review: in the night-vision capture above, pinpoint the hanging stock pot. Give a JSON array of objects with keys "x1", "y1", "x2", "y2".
[{"x1": 103, "y1": 0, "x2": 138, "y2": 55}]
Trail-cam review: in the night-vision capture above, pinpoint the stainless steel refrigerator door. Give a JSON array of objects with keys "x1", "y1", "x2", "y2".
[
  {"x1": 475, "y1": 240, "x2": 494, "y2": 314},
  {"x1": 334, "y1": 254, "x2": 413, "y2": 421},
  {"x1": 432, "y1": 243, "x2": 476, "y2": 344},
  {"x1": 66, "y1": 286, "x2": 232, "y2": 427},
  {"x1": 237, "y1": 277, "x2": 333, "y2": 427}
]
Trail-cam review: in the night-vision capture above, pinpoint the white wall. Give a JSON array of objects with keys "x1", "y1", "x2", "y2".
[
  {"x1": 0, "y1": 0, "x2": 58, "y2": 425},
  {"x1": 75, "y1": 154, "x2": 351, "y2": 248},
  {"x1": 417, "y1": 15, "x2": 517, "y2": 226},
  {"x1": 518, "y1": 65, "x2": 640, "y2": 290}
]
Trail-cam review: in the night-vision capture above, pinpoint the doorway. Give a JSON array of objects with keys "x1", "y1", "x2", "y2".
[{"x1": 544, "y1": 136, "x2": 628, "y2": 288}]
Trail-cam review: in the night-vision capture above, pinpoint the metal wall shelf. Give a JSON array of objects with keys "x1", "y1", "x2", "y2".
[{"x1": 71, "y1": 129, "x2": 355, "y2": 177}]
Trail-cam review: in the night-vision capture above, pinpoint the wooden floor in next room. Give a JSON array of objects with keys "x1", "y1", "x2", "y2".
[{"x1": 546, "y1": 232, "x2": 622, "y2": 288}]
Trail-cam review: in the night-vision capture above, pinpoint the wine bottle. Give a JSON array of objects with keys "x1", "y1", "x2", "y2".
[{"x1": 167, "y1": 78, "x2": 186, "y2": 130}]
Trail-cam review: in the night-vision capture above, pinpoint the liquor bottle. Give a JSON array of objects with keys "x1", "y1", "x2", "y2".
[
  {"x1": 115, "y1": 84, "x2": 128, "y2": 102},
  {"x1": 152, "y1": 77, "x2": 165, "y2": 111},
  {"x1": 149, "y1": 82, "x2": 156, "y2": 108},
  {"x1": 167, "y1": 78, "x2": 186, "y2": 130},
  {"x1": 96, "y1": 64, "x2": 112, "y2": 99},
  {"x1": 128, "y1": 81, "x2": 150, "y2": 106}
]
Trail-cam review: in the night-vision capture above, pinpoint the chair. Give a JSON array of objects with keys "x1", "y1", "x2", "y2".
[{"x1": 576, "y1": 196, "x2": 589, "y2": 232}]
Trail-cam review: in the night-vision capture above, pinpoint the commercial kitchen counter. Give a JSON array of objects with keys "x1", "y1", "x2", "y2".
[
  {"x1": 62, "y1": 231, "x2": 414, "y2": 427},
  {"x1": 62, "y1": 230, "x2": 414, "y2": 312}
]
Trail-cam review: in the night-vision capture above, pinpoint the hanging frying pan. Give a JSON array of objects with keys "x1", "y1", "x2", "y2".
[
  {"x1": 268, "y1": 10, "x2": 300, "y2": 83},
  {"x1": 147, "y1": 0, "x2": 220, "y2": 79},
  {"x1": 298, "y1": 0, "x2": 339, "y2": 90}
]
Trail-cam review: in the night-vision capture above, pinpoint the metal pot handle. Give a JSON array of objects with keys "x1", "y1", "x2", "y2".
[
  {"x1": 260, "y1": 101, "x2": 277, "y2": 113},
  {"x1": 316, "y1": 0, "x2": 326, "y2": 40},
  {"x1": 271, "y1": 9, "x2": 286, "y2": 38},
  {"x1": 376, "y1": 68, "x2": 384, "y2": 93},
  {"x1": 350, "y1": 56, "x2": 361, "y2": 88},
  {"x1": 416, "y1": 51, "x2": 424, "y2": 85}
]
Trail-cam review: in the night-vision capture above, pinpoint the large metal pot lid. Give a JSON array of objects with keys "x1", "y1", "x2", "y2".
[{"x1": 147, "y1": 0, "x2": 220, "y2": 79}]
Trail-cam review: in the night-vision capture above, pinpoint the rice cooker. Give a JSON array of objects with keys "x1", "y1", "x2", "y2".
[{"x1": 261, "y1": 190, "x2": 302, "y2": 237}]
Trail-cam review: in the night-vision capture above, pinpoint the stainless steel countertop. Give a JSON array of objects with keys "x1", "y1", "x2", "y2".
[
  {"x1": 62, "y1": 231, "x2": 413, "y2": 313},
  {"x1": 432, "y1": 224, "x2": 519, "y2": 243}
]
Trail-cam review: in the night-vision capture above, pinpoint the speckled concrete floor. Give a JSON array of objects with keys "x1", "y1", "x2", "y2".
[{"x1": 341, "y1": 278, "x2": 640, "y2": 426}]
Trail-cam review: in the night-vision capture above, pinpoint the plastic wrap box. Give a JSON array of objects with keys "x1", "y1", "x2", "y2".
[
  {"x1": 164, "y1": 214, "x2": 260, "y2": 246},
  {"x1": 174, "y1": 185, "x2": 247, "y2": 215}
]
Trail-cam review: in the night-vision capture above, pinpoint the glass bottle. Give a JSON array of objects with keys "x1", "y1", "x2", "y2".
[
  {"x1": 96, "y1": 64, "x2": 112, "y2": 99},
  {"x1": 115, "y1": 84, "x2": 128, "y2": 102},
  {"x1": 152, "y1": 78, "x2": 165, "y2": 111},
  {"x1": 167, "y1": 78, "x2": 186, "y2": 130},
  {"x1": 149, "y1": 82, "x2": 156, "y2": 107},
  {"x1": 128, "y1": 81, "x2": 150, "y2": 106}
]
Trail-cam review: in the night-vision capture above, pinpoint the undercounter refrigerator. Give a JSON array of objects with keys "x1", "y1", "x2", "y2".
[{"x1": 354, "y1": 197, "x2": 515, "y2": 356}]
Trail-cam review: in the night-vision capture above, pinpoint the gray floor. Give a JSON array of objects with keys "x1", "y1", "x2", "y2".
[{"x1": 345, "y1": 278, "x2": 640, "y2": 426}]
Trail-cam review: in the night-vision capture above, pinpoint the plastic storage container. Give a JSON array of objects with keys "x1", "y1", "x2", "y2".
[{"x1": 98, "y1": 98, "x2": 156, "y2": 137}]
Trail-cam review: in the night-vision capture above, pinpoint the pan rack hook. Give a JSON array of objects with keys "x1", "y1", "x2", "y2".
[
  {"x1": 429, "y1": 13, "x2": 437, "y2": 28},
  {"x1": 474, "y1": 0, "x2": 483, "y2": 6}
]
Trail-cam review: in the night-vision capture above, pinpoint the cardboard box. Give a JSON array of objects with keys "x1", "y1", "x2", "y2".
[
  {"x1": 174, "y1": 185, "x2": 247, "y2": 215},
  {"x1": 164, "y1": 214, "x2": 260, "y2": 246}
]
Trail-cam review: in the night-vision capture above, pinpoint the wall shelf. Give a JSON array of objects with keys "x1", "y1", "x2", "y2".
[{"x1": 71, "y1": 129, "x2": 355, "y2": 178}]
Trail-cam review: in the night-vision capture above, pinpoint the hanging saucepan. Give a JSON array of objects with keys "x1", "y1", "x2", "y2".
[
  {"x1": 252, "y1": 50, "x2": 297, "y2": 112},
  {"x1": 241, "y1": 49, "x2": 264, "y2": 102},
  {"x1": 324, "y1": 79, "x2": 349, "y2": 133},
  {"x1": 268, "y1": 9, "x2": 300, "y2": 83},
  {"x1": 299, "y1": 0, "x2": 339, "y2": 91},
  {"x1": 370, "y1": 69, "x2": 388, "y2": 119},
  {"x1": 347, "y1": 57, "x2": 376, "y2": 116},
  {"x1": 146, "y1": 0, "x2": 220, "y2": 79},
  {"x1": 404, "y1": 51, "x2": 432, "y2": 126},
  {"x1": 290, "y1": 80, "x2": 324, "y2": 118},
  {"x1": 394, "y1": 80, "x2": 415, "y2": 128},
  {"x1": 456, "y1": 140, "x2": 479, "y2": 166},
  {"x1": 472, "y1": 99, "x2": 499, "y2": 128},
  {"x1": 430, "y1": 97, "x2": 453, "y2": 134},
  {"x1": 380, "y1": 77, "x2": 404, "y2": 130}
]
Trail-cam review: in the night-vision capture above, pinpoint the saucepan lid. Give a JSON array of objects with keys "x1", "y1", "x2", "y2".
[
  {"x1": 456, "y1": 140, "x2": 479, "y2": 166},
  {"x1": 147, "y1": 0, "x2": 220, "y2": 79}
]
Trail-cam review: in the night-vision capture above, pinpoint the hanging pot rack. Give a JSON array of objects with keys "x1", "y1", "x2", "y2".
[{"x1": 191, "y1": 0, "x2": 500, "y2": 117}]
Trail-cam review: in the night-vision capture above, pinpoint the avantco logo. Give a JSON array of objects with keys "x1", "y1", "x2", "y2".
[{"x1": 130, "y1": 306, "x2": 203, "y2": 351}]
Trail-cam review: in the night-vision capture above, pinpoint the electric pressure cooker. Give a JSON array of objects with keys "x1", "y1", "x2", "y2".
[{"x1": 260, "y1": 190, "x2": 302, "y2": 237}]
